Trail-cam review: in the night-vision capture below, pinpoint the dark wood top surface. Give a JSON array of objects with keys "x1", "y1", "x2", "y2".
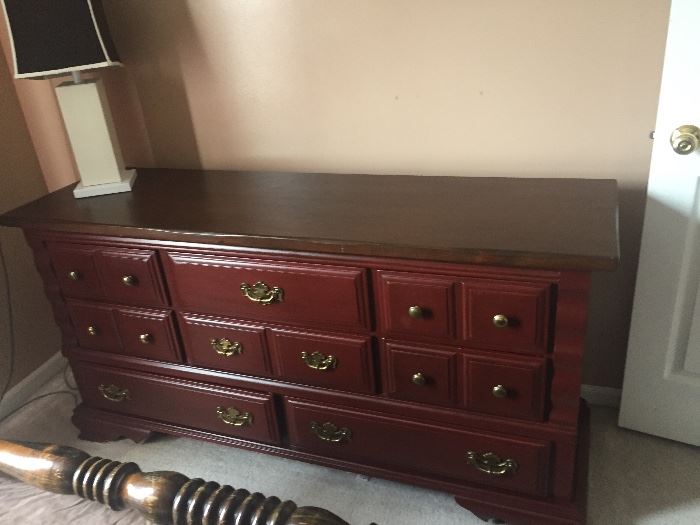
[{"x1": 0, "y1": 169, "x2": 619, "y2": 271}]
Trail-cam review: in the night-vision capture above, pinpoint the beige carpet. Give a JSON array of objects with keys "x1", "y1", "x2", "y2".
[{"x1": 0, "y1": 373, "x2": 699, "y2": 525}]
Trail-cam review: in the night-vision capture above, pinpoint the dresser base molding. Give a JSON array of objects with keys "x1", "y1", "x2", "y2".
[{"x1": 72, "y1": 403, "x2": 589, "y2": 525}]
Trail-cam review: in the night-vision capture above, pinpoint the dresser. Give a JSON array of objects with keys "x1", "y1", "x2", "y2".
[{"x1": 0, "y1": 169, "x2": 619, "y2": 525}]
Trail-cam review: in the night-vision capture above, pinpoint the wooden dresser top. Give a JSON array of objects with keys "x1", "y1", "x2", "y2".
[{"x1": 0, "y1": 168, "x2": 619, "y2": 271}]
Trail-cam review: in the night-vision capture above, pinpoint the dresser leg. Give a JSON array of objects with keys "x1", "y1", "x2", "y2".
[{"x1": 72, "y1": 404, "x2": 154, "y2": 443}]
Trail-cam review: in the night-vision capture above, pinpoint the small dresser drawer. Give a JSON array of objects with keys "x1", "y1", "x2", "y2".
[
  {"x1": 74, "y1": 363, "x2": 280, "y2": 445},
  {"x1": 49, "y1": 243, "x2": 104, "y2": 301},
  {"x1": 180, "y1": 313, "x2": 272, "y2": 377},
  {"x1": 464, "y1": 355, "x2": 547, "y2": 421},
  {"x1": 284, "y1": 397, "x2": 550, "y2": 496},
  {"x1": 269, "y1": 328, "x2": 374, "y2": 394},
  {"x1": 163, "y1": 252, "x2": 370, "y2": 331},
  {"x1": 67, "y1": 301, "x2": 181, "y2": 362},
  {"x1": 382, "y1": 341, "x2": 459, "y2": 406}
]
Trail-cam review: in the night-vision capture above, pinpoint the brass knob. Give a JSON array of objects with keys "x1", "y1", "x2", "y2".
[
  {"x1": 492, "y1": 384, "x2": 508, "y2": 398},
  {"x1": 670, "y1": 125, "x2": 700, "y2": 155},
  {"x1": 87, "y1": 325, "x2": 98, "y2": 336},
  {"x1": 412, "y1": 372, "x2": 427, "y2": 386},
  {"x1": 121, "y1": 275, "x2": 138, "y2": 286},
  {"x1": 408, "y1": 305, "x2": 423, "y2": 319},
  {"x1": 139, "y1": 333, "x2": 152, "y2": 344},
  {"x1": 492, "y1": 314, "x2": 509, "y2": 328},
  {"x1": 68, "y1": 270, "x2": 81, "y2": 281}
]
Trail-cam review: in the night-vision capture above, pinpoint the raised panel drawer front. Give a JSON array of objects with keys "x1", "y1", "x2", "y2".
[
  {"x1": 179, "y1": 313, "x2": 272, "y2": 377},
  {"x1": 163, "y1": 253, "x2": 370, "y2": 330},
  {"x1": 284, "y1": 398, "x2": 551, "y2": 496},
  {"x1": 382, "y1": 341, "x2": 459, "y2": 406},
  {"x1": 67, "y1": 301, "x2": 120, "y2": 353},
  {"x1": 74, "y1": 362, "x2": 280, "y2": 445},
  {"x1": 48, "y1": 243, "x2": 104, "y2": 301},
  {"x1": 465, "y1": 355, "x2": 547, "y2": 421},
  {"x1": 269, "y1": 328, "x2": 374, "y2": 394},
  {"x1": 466, "y1": 280, "x2": 551, "y2": 353},
  {"x1": 96, "y1": 248, "x2": 169, "y2": 307}
]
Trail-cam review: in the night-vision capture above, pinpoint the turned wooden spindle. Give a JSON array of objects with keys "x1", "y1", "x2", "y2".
[{"x1": 0, "y1": 440, "x2": 350, "y2": 525}]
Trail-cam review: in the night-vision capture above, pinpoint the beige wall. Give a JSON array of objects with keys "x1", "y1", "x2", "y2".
[
  {"x1": 2, "y1": 1, "x2": 672, "y2": 388},
  {"x1": 0, "y1": 51, "x2": 61, "y2": 391}
]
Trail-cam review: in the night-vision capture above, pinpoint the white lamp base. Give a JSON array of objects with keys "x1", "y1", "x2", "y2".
[{"x1": 73, "y1": 169, "x2": 137, "y2": 198}]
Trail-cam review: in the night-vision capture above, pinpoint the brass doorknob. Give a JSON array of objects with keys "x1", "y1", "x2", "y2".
[
  {"x1": 408, "y1": 305, "x2": 424, "y2": 319},
  {"x1": 121, "y1": 275, "x2": 138, "y2": 286},
  {"x1": 412, "y1": 372, "x2": 427, "y2": 386},
  {"x1": 670, "y1": 125, "x2": 700, "y2": 155},
  {"x1": 492, "y1": 314, "x2": 509, "y2": 328},
  {"x1": 492, "y1": 384, "x2": 508, "y2": 398}
]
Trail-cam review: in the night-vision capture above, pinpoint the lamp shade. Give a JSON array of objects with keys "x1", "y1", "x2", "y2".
[{"x1": 1, "y1": 0, "x2": 121, "y2": 78}]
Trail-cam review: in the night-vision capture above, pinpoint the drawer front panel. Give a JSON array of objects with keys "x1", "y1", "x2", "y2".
[
  {"x1": 465, "y1": 356, "x2": 547, "y2": 421},
  {"x1": 376, "y1": 272, "x2": 457, "y2": 339},
  {"x1": 67, "y1": 301, "x2": 120, "y2": 353},
  {"x1": 49, "y1": 243, "x2": 103, "y2": 301},
  {"x1": 466, "y1": 281, "x2": 550, "y2": 353},
  {"x1": 96, "y1": 249, "x2": 168, "y2": 307},
  {"x1": 180, "y1": 313, "x2": 271, "y2": 377},
  {"x1": 285, "y1": 398, "x2": 550, "y2": 496},
  {"x1": 382, "y1": 341, "x2": 459, "y2": 406},
  {"x1": 75, "y1": 363, "x2": 280, "y2": 445},
  {"x1": 269, "y1": 329, "x2": 374, "y2": 394},
  {"x1": 164, "y1": 253, "x2": 370, "y2": 330}
]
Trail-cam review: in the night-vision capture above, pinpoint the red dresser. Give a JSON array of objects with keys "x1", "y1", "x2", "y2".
[{"x1": 0, "y1": 169, "x2": 619, "y2": 524}]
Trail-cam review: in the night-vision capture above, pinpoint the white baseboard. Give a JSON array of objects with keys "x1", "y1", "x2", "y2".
[
  {"x1": 581, "y1": 384, "x2": 622, "y2": 408},
  {"x1": 0, "y1": 352, "x2": 67, "y2": 420}
]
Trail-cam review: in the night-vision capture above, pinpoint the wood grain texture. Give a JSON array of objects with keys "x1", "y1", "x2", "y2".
[
  {"x1": 0, "y1": 169, "x2": 619, "y2": 271},
  {"x1": 0, "y1": 439, "x2": 351, "y2": 525}
]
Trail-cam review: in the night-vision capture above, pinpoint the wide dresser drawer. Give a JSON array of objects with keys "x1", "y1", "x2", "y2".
[
  {"x1": 73, "y1": 362, "x2": 280, "y2": 445},
  {"x1": 284, "y1": 397, "x2": 551, "y2": 496}
]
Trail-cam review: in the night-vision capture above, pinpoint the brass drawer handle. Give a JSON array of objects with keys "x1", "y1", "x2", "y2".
[
  {"x1": 210, "y1": 338, "x2": 243, "y2": 357},
  {"x1": 240, "y1": 281, "x2": 283, "y2": 305},
  {"x1": 68, "y1": 270, "x2": 81, "y2": 281},
  {"x1": 466, "y1": 451, "x2": 518, "y2": 476},
  {"x1": 139, "y1": 333, "x2": 153, "y2": 344},
  {"x1": 412, "y1": 372, "x2": 427, "y2": 386},
  {"x1": 216, "y1": 406, "x2": 253, "y2": 427},
  {"x1": 408, "y1": 305, "x2": 423, "y2": 319},
  {"x1": 122, "y1": 275, "x2": 138, "y2": 286},
  {"x1": 492, "y1": 384, "x2": 508, "y2": 398},
  {"x1": 87, "y1": 325, "x2": 98, "y2": 336},
  {"x1": 98, "y1": 384, "x2": 130, "y2": 403},
  {"x1": 310, "y1": 421, "x2": 351, "y2": 444},
  {"x1": 492, "y1": 314, "x2": 509, "y2": 328},
  {"x1": 301, "y1": 351, "x2": 337, "y2": 371}
]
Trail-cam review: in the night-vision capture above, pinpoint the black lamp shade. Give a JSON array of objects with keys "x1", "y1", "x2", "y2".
[{"x1": 2, "y1": 0, "x2": 121, "y2": 78}]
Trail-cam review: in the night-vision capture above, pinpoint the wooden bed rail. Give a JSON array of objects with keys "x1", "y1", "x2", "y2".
[{"x1": 0, "y1": 439, "x2": 351, "y2": 525}]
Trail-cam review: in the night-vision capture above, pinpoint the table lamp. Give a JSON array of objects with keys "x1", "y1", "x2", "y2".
[{"x1": 2, "y1": 0, "x2": 135, "y2": 198}]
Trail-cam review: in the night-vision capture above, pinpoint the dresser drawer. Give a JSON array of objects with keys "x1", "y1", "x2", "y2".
[
  {"x1": 382, "y1": 341, "x2": 459, "y2": 406},
  {"x1": 48, "y1": 243, "x2": 168, "y2": 307},
  {"x1": 67, "y1": 301, "x2": 181, "y2": 362},
  {"x1": 179, "y1": 313, "x2": 272, "y2": 377},
  {"x1": 284, "y1": 397, "x2": 550, "y2": 496},
  {"x1": 164, "y1": 253, "x2": 370, "y2": 331},
  {"x1": 74, "y1": 363, "x2": 280, "y2": 445},
  {"x1": 269, "y1": 328, "x2": 374, "y2": 394},
  {"x1": 464, "y1": 355, "x2": 547, "y2": 421}
]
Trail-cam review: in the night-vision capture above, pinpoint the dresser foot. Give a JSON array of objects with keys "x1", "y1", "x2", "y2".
[{"x1": 72, "y1": 404, "x2": 154, "y2": 443}]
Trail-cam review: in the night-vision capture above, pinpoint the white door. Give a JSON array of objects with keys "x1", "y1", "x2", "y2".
[{"x1": 619, "y1": 0, "x2": 700, "y2": 445}]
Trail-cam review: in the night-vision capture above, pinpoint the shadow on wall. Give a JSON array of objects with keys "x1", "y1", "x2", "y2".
[{"x1": 103, "y1": 0, "x2": 203, "y2": 169}]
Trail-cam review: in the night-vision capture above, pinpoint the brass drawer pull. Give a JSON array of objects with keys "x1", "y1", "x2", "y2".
[
  {"x1": 466, "y1": 451, "x2": 518, "y2": 476},
  {"x1": 87, "y1": 325, "x2": 98, "y2": 336},
  {"x1": 121, "y1": 275, "x2": 138, "y2": 286},
  {"x1": 210, "y1": 338, "x2": 243, "y2": 357},
  {"x1": 492, "y1": 314, "x2": 509, "y2": 328},
  {"x1": 98, "y1": 384, "x2": 130, "y2": 402},
  {"x1": 216, "y1": 406, "x2": 253, "y2": 427},
  {"x1": 408, "y1": 305, "x2": 423, "y2": 319},
  {"x1": 68, "y1": 270, "x2": 81, "y2": 281},
  {"x1": 412, "y1": 372, "x2": 427, "y2": 386},
  {"x1": 310, "y1": 421, "x2": 351, "y2": 444},
  {"x1": 240, "y1": 281, "x2": 283, "y2": 305},
  {"x1": 139, "y1": 333, "x2": 153, "y2": 344},
  {"x1": 492, "y1": 384, "x2": 508, "y2": 398},
  {"x1": 301, "y1": 351, "x2": 337, "y2": 371}
]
